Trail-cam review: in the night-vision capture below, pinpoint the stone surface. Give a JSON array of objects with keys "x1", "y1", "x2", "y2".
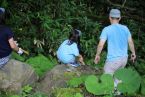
[
  {"x1": 0, "y1": 59, "x2": 38, "y2": 93},
  {"x1": 37, "y1": 64, "x2": 99, "y2": 95}
]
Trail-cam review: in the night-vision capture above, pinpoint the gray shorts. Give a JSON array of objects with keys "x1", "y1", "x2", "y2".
[{"x1": 104, "y1": 57, "x2": 128, "y2": 75}]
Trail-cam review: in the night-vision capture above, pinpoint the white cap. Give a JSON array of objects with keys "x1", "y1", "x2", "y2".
[
  {"x1": 0, "y1": 7, "x2": 5, "y2": 13},
  {"x1": 109, "y1": 9, "x2": 121, "y2": 18}
]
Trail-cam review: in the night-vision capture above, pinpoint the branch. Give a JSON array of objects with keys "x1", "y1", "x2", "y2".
[
  {"x1": 106, "y1": 0, "x2": 136, "y2": 11},
  {"x1": 124, "y1": 14, "x2": 145, "y2": 23},
  {"x1": 122, "y1": 0, "x2": 126, "y2": 7}
]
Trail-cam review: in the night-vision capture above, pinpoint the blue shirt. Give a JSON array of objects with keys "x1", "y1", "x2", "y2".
[
  {"x1": 0, "y1": 25, "x2": 13, "y2": 58},
  {"x1": 100, "y1": 23, "x2": 131, "y2": 61},
  {"x1": 57, "y1": 40, "x2": 79, "y2": 64}
]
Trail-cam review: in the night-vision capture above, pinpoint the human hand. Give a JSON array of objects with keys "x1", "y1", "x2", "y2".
[
  {"x1": 80, "y1": 61, "x2": 85, "y2": 65},
  {"x1": 78, "y1": 55, "x2": 85, "y2": 65},
  {"x1": 130, "y1": 53, "x2": 136, "y2": 63},
  {"x1": 79, "y1": 57, "x2": 83, "y2": 63},
  {"x1": 17, "y1": 48, "x2": 23, "y2": 55},
  {"x1": 94, "y1": 55, "x2": 100, "y2": 64}
]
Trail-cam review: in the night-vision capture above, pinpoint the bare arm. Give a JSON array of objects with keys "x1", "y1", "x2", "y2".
[
  {"x1": 128, "y1": 37, "x2": 135, "y2": 54},
  {"x1": 77, "y1": 54, "x2": 85, "y2": 65},
  {"x1": 8, "y1": 38, "x2": 19, "y2": 52},
  {"x1": 96, "y1": 39, "x2": 106, "y2": 56},
  {"x1": 94, "y1": 39, "x2": 106, "y2": 64},
  {"x1": 128, "y1": 37, "x2": 136, "y2": 62}
]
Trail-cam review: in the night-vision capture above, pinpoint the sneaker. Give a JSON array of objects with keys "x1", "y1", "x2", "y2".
[
  {"x1": 114, "y1": 88, "x2": 122, "y2": 96},
  {"x1": 70, "y1": 63, "x2": 80, "y2": 67}
]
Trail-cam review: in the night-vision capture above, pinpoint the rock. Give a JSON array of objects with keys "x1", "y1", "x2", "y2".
[
  {"x1": 37, "y1": 64, "x2": 98, "y2": 95},
  {"x1": 0, "y1": 59, "x2": 38, "y2": 93}
]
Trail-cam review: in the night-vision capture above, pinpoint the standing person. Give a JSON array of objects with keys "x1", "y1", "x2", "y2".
[
  {"x1": 0, "y1": 7, "x2": 23, "y2": 68},
  {"x1": 57, "y1": 29, "x2": 84, "y2": 71},
  {"x1": 94, "y1": 9, "x2": 136, "y2": 86}
]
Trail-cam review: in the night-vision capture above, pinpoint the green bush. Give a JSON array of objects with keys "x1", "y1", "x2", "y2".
[
  {"x1": 26, "y1": 54, "x2": 57, "y2": 76},
  {"x1": 0, "y1": 0, "x2": 102, "y2": 59},
  {"x1": 11, "y1": 52, "x2": 25, "y2": 62},
  {"x1": 141, "y1": 76, "x2": 145, "y2": 95}
]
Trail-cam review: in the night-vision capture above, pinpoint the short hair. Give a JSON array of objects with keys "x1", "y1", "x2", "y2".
[
  {"x1": 110, "y1": 17, "x2": 120, "y2": 20},
  {"x1": 0, "y1": 12, "x2": 5, "y2": 25}
]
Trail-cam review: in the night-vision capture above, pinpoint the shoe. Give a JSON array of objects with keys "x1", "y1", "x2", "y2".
[
  {"x1": 114, "y1": 88, "x2": 123, "y2": 96},
  {"x1": 70, "y1": 63, "x2": 80, "y2": 67}
]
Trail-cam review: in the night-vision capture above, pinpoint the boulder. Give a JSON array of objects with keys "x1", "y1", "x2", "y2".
[
  {"x1": 0, "y1": 59, "x2": 38, "y2": 93},
  {"x1": 37, "y1": 64, "x2": 99, "y2": 95}
]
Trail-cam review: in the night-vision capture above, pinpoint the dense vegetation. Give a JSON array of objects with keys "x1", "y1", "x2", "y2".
[{"x1": 0, "y1": 0, "x2": 145, "y2": 97}]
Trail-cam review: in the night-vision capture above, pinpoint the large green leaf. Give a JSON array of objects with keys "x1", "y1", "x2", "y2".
[
  {"x1": 85, "y1": 74, "x2": 114, "y2": 95},
  {"x1": 74, "y1": 93, "x2": 83, "y2": 97},
  {"x1": 67, "y1": 75, "x2": 87, "y2": 87},
  {"x1": 114, "y1": 68, "x2": 141, "y2": 94}
]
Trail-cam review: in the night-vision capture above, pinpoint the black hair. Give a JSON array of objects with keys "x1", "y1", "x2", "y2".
[
  {"x1": 67, "y1": 29, "x2": 81, "y2": 52},
  {"x1": 0, "y1": 12, "x2": 5, "y2": 25}
]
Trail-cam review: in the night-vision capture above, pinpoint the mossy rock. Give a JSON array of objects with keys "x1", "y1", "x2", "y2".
[{"x1": 37, "y1": 64, "x2": 97, "y2": 95}]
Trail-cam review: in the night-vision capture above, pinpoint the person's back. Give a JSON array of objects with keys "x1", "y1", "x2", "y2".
[
  {"x1": 57, "y1": 39, "x2": 79, "y2": 63},
  {"x1": 56, "y1": 29, "x2": 84, "y2": 69},
  {"x1": 94, "y1": 9, "x2": 136, "y2": 91},
  {"x1": 94, "y1": 8, "x2": 136, "y2": 73},
  {"x1": 102, "y1": 23, "x2": 131, "y2": 61},
  {"x1": 0, "y1": 25, "x2": 13, "y2": 58},
  {"x1": 95, "y1": 9, "x2": 135, "y2": 72}
]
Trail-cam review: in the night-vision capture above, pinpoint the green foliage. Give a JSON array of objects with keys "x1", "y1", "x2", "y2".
[
  {"x1": 104, "y1": 96, "x2": 113, "y2": 97},
  {"x1": 85, "y1": 74, "x2": 114, "y2": 95},
  {"x1": 28, "y1": 92, "x2": 48, "y2": 97},
  {"x1": 74, "y1": 93, "x2": 83, "y2": 97},
  {"x1": 131, "y1": 59, "x2": 145, "y2": 75},
  {"x1": 26, "y1": 54, "x2": 56, "y2": 76},
  {"x1": 8, "y1": 92, "x2": 47, "y2": 97},
  {"x1": 9, "y1": 95, "x2": 19, "y2": 97},
  {"x1": 67, "y1": 75, "x2": 87, "y2": 87},
  {"x1": 0, "y1": 0, "x2": 145, "y2": 69},
  {"x1": 0, "y1": 0, "x2": 145, "y2": 96},
  {"x1": 53, "y1": 88, "x2": 82, "y2": 97},
  {"x1": 141, "y1": 76, "x2": 145, "y2": 95},
  {"x1": 85, "y1": 52, "x2": 106, "y2": 69},
  {"x1": 22, "y1": 85, "x2": 33, "y2": 97},
  {"x1": 114, "y1": 68, "x2": 141, "y2": 95},
  {"x1": 11, "y1": 52, "x2": 25, "y2": 62},
  {"x1": 0, "y1": 0, "x2": 102, "y2": 59}
]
